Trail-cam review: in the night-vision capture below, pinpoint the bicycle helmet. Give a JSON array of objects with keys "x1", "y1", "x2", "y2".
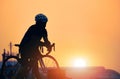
[{"x1": 35, "y1": 13, "x2": 48, "y2": 22}]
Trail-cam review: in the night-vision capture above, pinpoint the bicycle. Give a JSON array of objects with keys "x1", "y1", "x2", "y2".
[{"x1": 0, "y1": 43, "x2": 59, "y2": 79}]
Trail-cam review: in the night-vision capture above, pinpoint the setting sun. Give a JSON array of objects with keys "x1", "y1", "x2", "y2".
[{"x1": 73, "y1": 58, "x2": 87, "y2": 68}]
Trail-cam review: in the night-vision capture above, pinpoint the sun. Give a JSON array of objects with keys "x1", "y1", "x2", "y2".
[{"x1": 73, "y1": 58, "x2": 87, "y2": 68}]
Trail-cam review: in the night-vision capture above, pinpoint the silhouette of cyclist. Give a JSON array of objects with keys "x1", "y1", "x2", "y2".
[{"x1": 16, "y1": 13, "x2": 51, "y2": 79}]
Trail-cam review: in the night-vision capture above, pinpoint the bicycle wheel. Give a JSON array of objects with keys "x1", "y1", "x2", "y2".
[
  {"x1": 0, "y1": 56, "x2": 21, "y2": 79},
  {"x1": 38, "y1": 55, "x2": 59, "y2": 73}
]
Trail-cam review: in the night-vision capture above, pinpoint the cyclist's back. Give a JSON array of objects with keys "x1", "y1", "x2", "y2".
[{"x1": 20, "y1": 24, "x2": 48, "y2": 55}]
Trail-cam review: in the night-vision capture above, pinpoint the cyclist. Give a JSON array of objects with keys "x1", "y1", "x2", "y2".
[{"x1": 16, "y1": 13, "x2": 52, "y2": 79}]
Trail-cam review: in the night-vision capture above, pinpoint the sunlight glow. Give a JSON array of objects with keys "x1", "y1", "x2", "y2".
[{"x1": 73, "y1": 58, "x2": 87, "y2": 68}]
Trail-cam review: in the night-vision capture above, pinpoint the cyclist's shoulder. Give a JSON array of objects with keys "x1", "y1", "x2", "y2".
[
  {"x1": 28, "y1": 24, "x2": 47, "y2": 33},
  {"x1": 27, "y1": 24, "x2": 38, "y2": 30},
  {"x1": 29, "y1": 24, "x2": 37, "y2": 28}
]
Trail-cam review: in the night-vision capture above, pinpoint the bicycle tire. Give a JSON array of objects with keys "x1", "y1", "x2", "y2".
[
  {"x1": 0, "y1": 56, "x2": 20, "y2": 79},
  {"x1": 39, "y1": 55, "x2": 59, "y2": 73}
]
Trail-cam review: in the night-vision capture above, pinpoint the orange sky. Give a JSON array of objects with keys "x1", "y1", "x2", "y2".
[{"x1": 0, "y1": 0, "x2": 120, "y2": 72}]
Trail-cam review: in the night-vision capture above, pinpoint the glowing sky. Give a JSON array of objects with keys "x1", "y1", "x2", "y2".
[{"x1": 0, "y1": 0, "x2": 120, "y2": 72}]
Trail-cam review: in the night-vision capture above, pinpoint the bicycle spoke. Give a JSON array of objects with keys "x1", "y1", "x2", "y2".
[{"x1": 39, "y1": 55, "x2": 59, "y2": 74}]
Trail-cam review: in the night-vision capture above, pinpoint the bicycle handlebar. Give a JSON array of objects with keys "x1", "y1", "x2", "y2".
[
  {"x1": 41, "y1": 43, "x2": 55, "y2": 55},
  {"x1": 14, "y1": 43, "x2": 55, "y2": 55}
]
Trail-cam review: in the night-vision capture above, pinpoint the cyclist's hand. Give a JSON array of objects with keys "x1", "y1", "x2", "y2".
[{"x1": 47, "y1": 46, "x2": 52, "y2": 53}]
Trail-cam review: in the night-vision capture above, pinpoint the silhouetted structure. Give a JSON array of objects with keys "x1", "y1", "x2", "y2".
[{"x1": 2, "y1": 42, "x2": 18, "y2": 62}]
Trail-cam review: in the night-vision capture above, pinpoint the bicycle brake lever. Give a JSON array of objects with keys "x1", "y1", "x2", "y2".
[
  {"x1": 53, "y1": 44, "x2": 55, "y2": 51},
  {"x1": 40, "y1": 46, "x2": 44, "y2": 53},
  {"x1": 42, "y1": 47, "x2": 44, "y2": 53},
  {"x1": 52, "y1": 43, "x2": 55, "y2": 51}
]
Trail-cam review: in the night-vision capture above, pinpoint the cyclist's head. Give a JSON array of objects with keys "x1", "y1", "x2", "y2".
[{"x1": 35, "y1": 13, "x2": 48, "y2": 23}]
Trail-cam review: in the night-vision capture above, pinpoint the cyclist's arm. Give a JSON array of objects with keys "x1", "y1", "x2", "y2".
[{"x1": 42, "y1": 29, "x2": 51, "y2": 47}]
